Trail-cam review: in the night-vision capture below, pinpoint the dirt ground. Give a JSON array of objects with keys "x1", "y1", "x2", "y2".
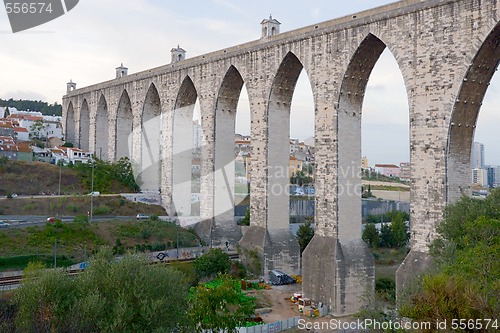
[
  {"x1": 250, "y1": 283, "x2": 360, "y2": 332},
  {"x1": 248, "y1": 283, "x2": 302, "y2": 322}
]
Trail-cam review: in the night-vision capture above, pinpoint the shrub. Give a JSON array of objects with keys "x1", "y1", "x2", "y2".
[
  {"x1": 362, "y1": 223, "x2": 380, "y2": 248},
  {"x1": 93, "y1": 206, "x2": 110, "y2": 215},
  {"x1": 375, "y1": 277, "x2": 395, "y2": 302},
  {"x1": 193, "y1": 248, "x2": 231, "y2": 279}
]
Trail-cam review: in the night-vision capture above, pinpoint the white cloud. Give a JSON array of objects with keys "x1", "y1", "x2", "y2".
[{"x1": 2, "y1": 90, "x2": 47, "y2": 101}]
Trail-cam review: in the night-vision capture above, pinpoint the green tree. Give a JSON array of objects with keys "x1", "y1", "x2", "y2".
[
  {"x1": 14, "y1": 268, "x2": 78, "y2": 332},
  {"x1": 193, "y1": 248, "x2": 231, "y2": 279},
  {"x1": 14, "y1": 250, "x2": 191, "y2": 332},
  {"x1": 390, "y1": 214, "x2": 408, "y2": 248},
  {"x1": 379, "y1": 223, "x2": 393, "y2": 248},
  {"x1": 401, "y1": 189, "x2": 500, "y2": 325},
  {"x1": 0, "y1": 155, "x2": 9, "y2": 173},
  {"x1": 189, "y1": 274, "x2": 255, "y2": 333},
  {"x1": 296, "y1": 218, "x2": 314, "y2": 254},
  {"x1": 70, "y1": 158, "x2": 139, "y2": 193},
  {"x1": 362, "y1": 223, "x2": 380, "y2": 248},
  {"x1": 290, "y1": 170, "x2": 313, "y2": 186},
  {"x1": 29, "y1": 120, "x2": 46, "y2": 140}
]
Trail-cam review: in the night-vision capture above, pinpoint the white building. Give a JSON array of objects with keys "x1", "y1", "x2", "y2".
[
  {"x1": 51, "y1": 146, "x2": 93, "y2": 165},
  {"x1": 6, "y1": 111, "x2": 63, "y2": 140},
  {"x1": 13, "y1": 127, "x2": 29, "y2": 141},
  {"x1": 43, "y1": 115, "x2": 64, "y2": 139},
  {"x1": 471, "y1": 168, "x2": 488, "y2": 187}
]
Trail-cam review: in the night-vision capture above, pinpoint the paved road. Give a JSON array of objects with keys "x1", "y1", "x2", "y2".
[
  {"x1": 0, "y1": 215, "x2": 136, "y2": 228},
  {"x1": 0, "y1": 193, "x2": 122, "y2": 200}
]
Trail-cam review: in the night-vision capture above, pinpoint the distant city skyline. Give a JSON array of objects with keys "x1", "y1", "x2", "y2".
[{"x1": 1, "y1": 0, "x2": 498, "y2": 165}]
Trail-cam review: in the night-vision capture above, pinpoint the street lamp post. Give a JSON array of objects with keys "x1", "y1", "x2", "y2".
[
  {"x1": 58, "y1": 160, "x2": 62, "y2": 196},
  {"x1": 90, "y1": 159, "x2": 94, "y2": 223}
]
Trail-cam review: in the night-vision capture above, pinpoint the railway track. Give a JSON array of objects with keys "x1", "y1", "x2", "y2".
[
  {"x1": 0, "y1": 254, "x2": 239, "y2": 287},
  {"x1": 0, "y1": 269, "x2": 83, "y2": 287}
]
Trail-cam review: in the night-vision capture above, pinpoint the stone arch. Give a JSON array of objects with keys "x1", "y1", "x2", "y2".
[
  {"x1": 116, "y1": 89, "x2": 133, "y2": 160},
  {"x1": 447, "y1": 23, "x2": 500, "y2": 203},
  {"x1": 267, "y1": 51, "x2": 305, "y2": 230},
  {"x1": 95, "y1": 94, "x2": 109, "y2": 160},
  {"x1": 79, "y1": 99, "x2": 90, "y2": 150},
  {"x1": 65, "y1": 101, "x2": 75, "y2": 144},
  {"x1": 337, "y1": 33, "x2": 387, "y2": 240},
  {"x1": 253, "y1": 51, "x2": 307, "y2": 276},
  {"x1": 213, "y1": 65, "x2": 245, "y2": 231},
  {"x1": 141, "y1": 83, "x2": 162, "y2": 191},
  {"x1": 172, "y1": 76, "x2": 198, "y2": 216}
]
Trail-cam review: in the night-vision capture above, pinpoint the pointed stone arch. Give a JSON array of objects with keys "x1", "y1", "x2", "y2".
[
  {"x1": 171, "y1": 76, "x2": 198, "y2": 216},
  {"x1": 337, "y1": 33, "x2": 387, "y2": 240},
  {"x1": 447, "y1": 23, "x2": 500, "y2": 203},
  {"x1": 212, "y1": 65, "x2": 245, "y2": 242},
  {"x1": 65, "y1": 101, "x2": 75, "y2": 144},
  {"x1": 267, "y1": 51, "x2": 304, "y2": 230},
  {"x1": 79, "y1": 99, "x2": 90, "y2": 150},
  {"x1": 95, "y1": 94, "x2": 109, "y2": 160},
  {"x1": 140, "y1": 83, "x2": 162, "y2": 191},
  {"x1": 259, "y1": 51, "x2": 305, "y2": 276},
  {"x1": 116, "y1": 89, "x2": 133, "y2": 160}
]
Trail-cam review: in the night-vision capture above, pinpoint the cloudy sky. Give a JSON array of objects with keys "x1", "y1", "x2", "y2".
[{"x1": 0, "y1": 0, "x2": 498, "y2": 165}]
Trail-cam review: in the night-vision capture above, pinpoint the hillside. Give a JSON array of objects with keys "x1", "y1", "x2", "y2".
[
  {"x1": 0, "y1": 196, "x2": 166, "y2": 217},
  {"x1": 0, "y1": 160, "x2": 84, "y2": 196},
  {"x1": 0, "y1": 159, "x2": 136, "y2": 196},
  {"x1": 0, "y1": 218, "x2": 201, "y2": 271}
]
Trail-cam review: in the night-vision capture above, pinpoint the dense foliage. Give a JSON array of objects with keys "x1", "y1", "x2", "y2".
[
  {"x1": 14, "y1": 250, "x2": 190, "y2": 332},
  {"x1": 0, "y1": 98, "x2": 62, "y2": 116},
  {"x1": 296, "y1": 218, "x2": 314, "y2": 254},
  {"x1": 290, "y1": 170, "x2": 313, "y2": 186},
  {"x1": 193, "y1": 248, "x2": 231, "y2": 279},
  {"x1": 70, "y1": 157, "x2": 140, "y2": 193},
  {"x1": 189, "y1": 275, "x2": 256, "y2": 333},
  {"x1": 362, "y1": 211, "x2": 409, "y2": 248},
  {"x1": 5, "y1": 250, "x2": 256, "y2": 332},
  {"x1": 401, "y1": 189, "x2": 500, "y2": 328},
  {"x1": 365, "y1": 210, "x2": 409, "y2": 224}
]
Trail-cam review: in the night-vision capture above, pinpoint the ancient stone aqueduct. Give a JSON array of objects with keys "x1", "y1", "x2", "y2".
[{"x1": 63, "y1": 0, "x2": 499, "y2": 315}]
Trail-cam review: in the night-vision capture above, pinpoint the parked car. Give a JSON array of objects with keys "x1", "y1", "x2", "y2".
[
  {"x1": 89, "y1": 191, "x2": 100, "y2": 196},
  {"x1": 136, "y1": 214, "x2": 149, "y2": 220},
  {"x1": 0, "y1": 221, "x2": 10, "y2": 228}
]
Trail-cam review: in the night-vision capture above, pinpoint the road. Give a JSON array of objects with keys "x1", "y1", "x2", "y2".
[
  {"x1": 0, "y1": 193, "x2": 122, "y2": 200},
  {"x1": 0, "y1": 215, "x2": 137, "y2": 228}
]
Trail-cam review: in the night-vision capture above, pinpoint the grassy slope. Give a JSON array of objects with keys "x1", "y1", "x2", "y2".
[
  {"x1": 0, "y1": 219, "x2": 200, "y2": 271},
  {"x1": 0, "y1": 160, "x2": 133, "y2": 196},
  {"x1": 0, "y1": 161, "x2": 84, "y2": 196},
  {"x1": 0, "y1": 196, "x2": 165, "y2": 216}
]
